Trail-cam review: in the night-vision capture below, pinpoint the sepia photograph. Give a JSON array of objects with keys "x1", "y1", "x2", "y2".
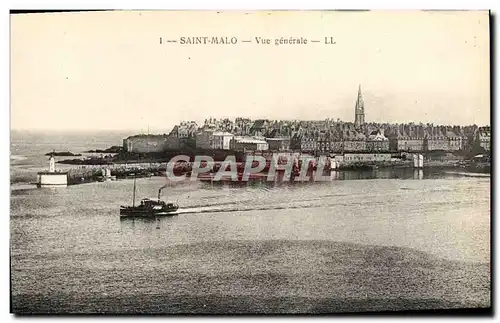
[{"x1": 9, "y1": 10, "x2": 491, "y2": 314}]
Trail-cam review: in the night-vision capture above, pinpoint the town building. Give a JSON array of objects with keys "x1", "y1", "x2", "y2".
[
  {"x1": 366, "y1": 129, "x2": 390, "y2": 151},
  {"x1": 425, "y1": 135, "x2": 449, "y2": 151},
  {"x1": 316, "y1": 133, "x2": 331, "y2": 154},
  {"x1": 290, "y1": 133, "x2": 302, "y2": 151},
  {"x1": 233, "y1": 118, "x2": 253, "y2": 136},
  {"x1": 445, "y1": 131, "x2": 463, "y2": 151},
  {"x1": 300, "y1": 137, "x2": 317, "y2": 153},
  {"x1": 177, "y1": 121, "x2": 199, "y2": 138},
  {"x1": 212, "y1": 131, "x2": 234, "y2": 150},
  {"x1": 474, "y1": 126, "x2": 491, "y2": 151},
  {"x1": 230, "y1": 136, "x2": 269, "y2": 152},
  {"x1": 163, "y1": 127, "x2": 180, "y2": 150},
  {"x1": 196, "y1": 130, "x2": 234, "y2": 150},
  {"x1": 266, "y1": 137, "x2": 291, "y2": 151},
  {"x1": 386, "y1": 124, "x2": 425, "y2": 152},
  {"x1": 330, "y1": 140, "x2": 344, "y2": 153},
  {"x1": 343, "y1": 130, "x2": 366, "y2": 152},
  {"x1": 250, "y1": 119, "x2": 271, "y2": 137},
  {"x1": 390, "y1": 135, "x2": 425, "y2": 151}
]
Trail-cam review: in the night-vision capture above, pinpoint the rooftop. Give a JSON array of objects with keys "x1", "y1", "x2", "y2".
[
  {"x1": 234, "y1": 137, "x2": 268, "y2": 144},
  {"x1": 212, "y1": 131, "x2": 234, "y2": 136}
]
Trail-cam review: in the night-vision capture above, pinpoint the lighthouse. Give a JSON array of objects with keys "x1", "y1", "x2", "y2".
[
  {"x1": 49, "y1": 155, "x2": 55, "y2": 172},
  {"x1": 36, "y1": 154, "x2": 68, "y2": 187}
]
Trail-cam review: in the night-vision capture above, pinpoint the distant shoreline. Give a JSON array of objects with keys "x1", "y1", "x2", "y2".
[{"x1": 45, "y1": 151, "x2": 82, "y2": 157}]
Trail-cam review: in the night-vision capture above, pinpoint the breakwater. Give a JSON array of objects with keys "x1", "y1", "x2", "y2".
[
  {"x1": 59, "y1": 158, "x2": 489, "y2": 186},
  {"x1": 66, "y1": 164, "x2": 164, "y2": 185}
]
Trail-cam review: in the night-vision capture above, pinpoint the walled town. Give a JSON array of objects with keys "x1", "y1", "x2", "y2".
[
  {"x1": 55, "y1": 86, "x2": 490, "y2": 184},
  {"x1": 121, "y1": 86, "x2": 490, "y2": 161}
]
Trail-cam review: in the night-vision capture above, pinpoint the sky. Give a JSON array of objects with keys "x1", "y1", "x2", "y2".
[{"x1": 10, "y1": 10, "x2": 490, "y2": 133}]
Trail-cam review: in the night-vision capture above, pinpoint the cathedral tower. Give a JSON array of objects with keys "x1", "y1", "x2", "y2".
[{"x1": 354, "y1": 85, "x2": 365, "y2": 128}]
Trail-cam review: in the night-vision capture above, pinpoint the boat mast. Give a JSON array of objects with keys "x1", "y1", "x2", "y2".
[{"x1": 132, "y1": 176, "x2": 136, "y2": 207}]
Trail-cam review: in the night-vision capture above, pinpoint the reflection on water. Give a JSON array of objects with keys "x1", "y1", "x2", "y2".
[
  {"x1": 414, "y1": 169, "x2": 424, "y2": 180},
  {"x1": 194, "y1": 167, "x2": 487, "y2": 189},
  {"x1": 119, "y1": 215, "x2": 178, "y2": 235}
]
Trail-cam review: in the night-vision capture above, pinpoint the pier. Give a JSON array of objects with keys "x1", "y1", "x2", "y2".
[
  {"x1": 37, "y1": 155, "x2": 68, "y2": 187},
  {"x1": 66, "y1": 164, "x2": 164, "y2": 185}
]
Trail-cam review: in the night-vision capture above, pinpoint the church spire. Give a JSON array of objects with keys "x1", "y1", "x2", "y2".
[{"x1": 354, "y1": 84, "x2": 365, "y2": 128}]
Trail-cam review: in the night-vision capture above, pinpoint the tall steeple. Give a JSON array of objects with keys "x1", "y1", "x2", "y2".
[{"x1": 354, "y1": 84, "x2": 365, "y2": 128}]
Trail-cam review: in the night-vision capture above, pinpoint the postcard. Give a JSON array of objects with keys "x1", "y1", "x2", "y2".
[{"x1": 10, "y1": 10, "x2": 491, "y2": 314}]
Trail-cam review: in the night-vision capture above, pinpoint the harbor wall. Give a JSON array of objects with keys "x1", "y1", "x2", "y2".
[
  {"x1": 55, "y1": 150, "x2": 488, "y2": 186},
  {"x1": 342, "y1": 153, "x2": 392, "y2": 164}
]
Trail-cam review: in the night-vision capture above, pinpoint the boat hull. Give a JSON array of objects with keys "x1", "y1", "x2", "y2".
[{"x1": 119, "y1": 207, "x2": 179, "y2": 217}]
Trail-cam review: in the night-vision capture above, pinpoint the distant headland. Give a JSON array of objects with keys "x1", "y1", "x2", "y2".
[{"x1": 45, "y1": 151, "x2": 82, "y2": 157}]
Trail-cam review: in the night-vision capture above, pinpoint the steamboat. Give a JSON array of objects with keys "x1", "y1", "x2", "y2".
[{"x1": 120, "y1": 178, "x2": 179, "y2": 217}]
